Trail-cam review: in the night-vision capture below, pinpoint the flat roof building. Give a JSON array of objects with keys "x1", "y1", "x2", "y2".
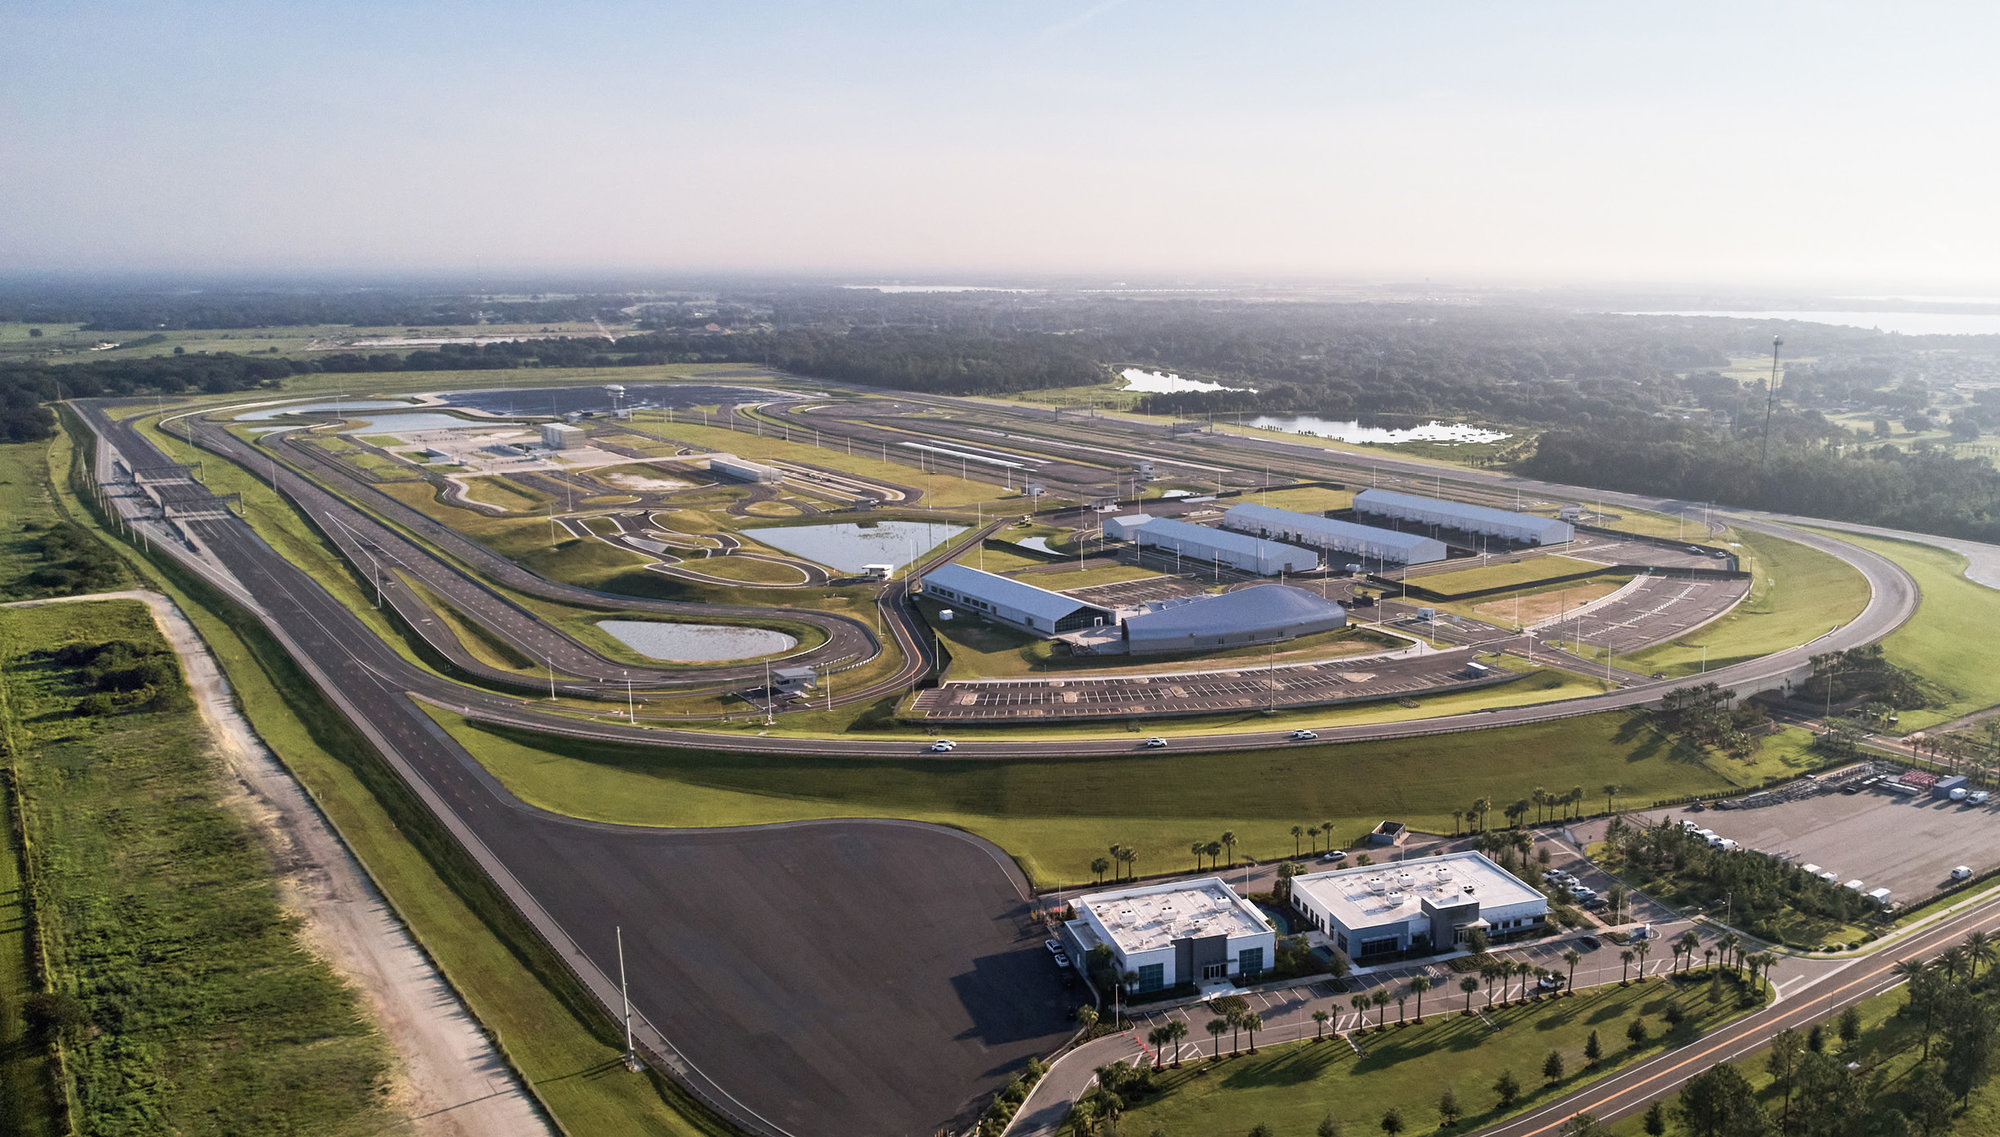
[
  {"x1": 1353, "y1": 489, "x2": 1573, "y2": 547},
  {"x1": 1122, "y1": 584, "x2": 1345, "y2": 654},
  {"x1": 541, "y1": 422, "x2": 585, "y2": 450},
  {"x1": 1103, "y1": 515, "x2": 1318, "y2": 576},
  {"x1": 921, "y1": 562, "x2": 1116, "y2": 636},
  {"x1": 710, "y1": 454, "x2": 786, "y2": 484},
  {"x1": 1222, "y1": 502, "x2": 1449, "y2": 567},
  {"x1": 1291, "y1": 851, "x2": 1548, "y2": 962},
  {"x1": 1064, "y1": 877, "x2": 1276, "y2": 994}
]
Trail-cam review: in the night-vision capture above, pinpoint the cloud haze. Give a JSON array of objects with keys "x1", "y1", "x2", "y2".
[{"x1": 5, "y1": 1, "x2": 1998, "y2": 286}]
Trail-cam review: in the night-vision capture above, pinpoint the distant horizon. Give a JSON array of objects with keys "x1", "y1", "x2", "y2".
[{"x1": 9, "y1": 3, "x2": 2000, "y2": 286}]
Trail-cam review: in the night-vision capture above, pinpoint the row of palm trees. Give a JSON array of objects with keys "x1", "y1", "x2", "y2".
[{"x1": 1452, "y1": 783, "x2": 1622, "y2": 835}]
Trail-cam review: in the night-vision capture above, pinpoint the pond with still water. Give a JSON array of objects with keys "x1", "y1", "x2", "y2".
[
  {"x1": 743, "y1": 521, "x2": 969, "y2": 573},
  {"x1": 596, "y1": 620, "x2": 797, "y2": 662}
]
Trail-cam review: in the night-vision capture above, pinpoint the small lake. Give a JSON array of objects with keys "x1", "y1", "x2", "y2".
[
  {"x1": 1620, "y1": 310, "x2": 2000, "y2": 336},
  {"x1": 1248, "y1": 416, "x2": 1510, "y2": 445},
  {"x1": 1119, "y1": 368, "x2": 1256, "y2": 394},
  {"x1": 743, "y1": 520, "x2": 969, "y2": 573},
  {"x1": 596, "y1": 620, "x2": 796, "y2": 662}
]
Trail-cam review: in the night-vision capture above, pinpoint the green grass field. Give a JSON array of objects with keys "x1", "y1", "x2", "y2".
[
  {"x1": 1123, "y1": 974, "x2": 1760, "y2": 1136},
  {"x1": 1410, "y1": 554, "x2": 1600, "y2": 594},
  {"x1": 1819, "y1": 531, "x2": 2000, "y2": 730},
  {"x1": 615, "y1": 416, "x2": 1012, "y2": 508},
  {"x1": 431, "y1": 708, "x2": 1811, "y2": 887},
  {"x1": 0, "y1": 600, "x2": 395, "y2": 1136},
  {"x1": 1618, "y1": 528, "x2": 1871, "y2": 677}
]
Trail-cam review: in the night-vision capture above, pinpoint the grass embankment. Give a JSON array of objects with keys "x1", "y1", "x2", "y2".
[
  {"x1": 431, "y1": 708, "x2": 1807, "y2": 888},
  {"x1": 0, "y1": 600, "x2": 395, "y2": 1136},
  {"x1": 1124, "y1": 976, "x2": 1761, "y2": 1136},
  {"x1": 1816, "y1": 531, "x2": 2000, "y2": 731},
  {"x1": 44, "y1": 430, "x2": 736, "y2": 1134},
  {"x1": 1410, "y1": 554, "x2": 1602, "y2": 594},
  {"x1": 1617, "y1": 528, "x2": 1870, "y2": 677}
]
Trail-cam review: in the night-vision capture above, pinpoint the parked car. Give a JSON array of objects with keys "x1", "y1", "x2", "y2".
[
  {"x1": 1045, "y1": 939, "x2": 1064, "y2": 954},
  {"x1": 1289, "y1": 729, "x2": 1319, "y2": 741},
  {"x1": 1142, "y1": 737, "x2": 1169, "y2": 748},
  {"x1": 1577, "y1": 935, "x2": 1601, "y2": 950},
  {"x1": 1052, "y1": 951, "x2": 1072, "y2": 968},
  {"x1": 1321, "y1": 850, "x2": 1347, "y2": 863},
  {"x1": 1952, "y1": 866, "x2": 1974, "y2": 881},
  {"x1": 1538, "y1": 974, "x2": 1565, "y2": 991},
  {"x1": 1973, "y1": 791, "x2": 1992, "y2": 805},
  {"x1": 1582, "y1": 897, "x2": 1608, "y2": 911},
  {"x1": 929, "y1": 739, "x2": 956, "y2": 752}
]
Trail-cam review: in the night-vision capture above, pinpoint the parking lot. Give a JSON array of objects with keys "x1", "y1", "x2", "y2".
[
  {"x1": 1536, "y1": 574, "x2": 1751, "y2": 654},
  {"x1": 1634, "y1": 784, "x2": 2000, "y2": 904}
]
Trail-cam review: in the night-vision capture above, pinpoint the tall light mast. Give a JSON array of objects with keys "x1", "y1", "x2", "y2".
[{"x1": 1761, "y1": 336, "x2": 1783, "y2": 465}]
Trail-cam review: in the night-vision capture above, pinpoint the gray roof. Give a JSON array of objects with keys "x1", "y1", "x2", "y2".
[
  {"x1": 1122, "y1": 585, "x2": 1345, "y2": 639},
  {"x1": 1223, "y1": 503, "x2": 1446, "y2": 556},
  {"x1": 1128, "y1": 516, "x2": 1309, "y2": 560},
  {"x1": 922, "y1": 562, "x2": 1111, "y2": 623},
  {"x1": 1354, "y1": 489, "x2": 1573, "y2": 541}
]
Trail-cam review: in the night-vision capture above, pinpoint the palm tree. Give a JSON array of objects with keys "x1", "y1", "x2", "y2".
[
  {"x1": 1191, "y1": 841, "x2": 1207, "y2": 872},
  {"x1": 1757, "y1": 953, "x2": 1778, "y2": 995},
  {"x1": 1461, "y1": 974, "x2": 1479, "y2": 1014},
  {"x1": 1568, "y1": 785, "x2": 1585, "y2": 821},
  {"x1": 1244, "y1": 1011, "x2": 1263, "y2": 1053},
  {"x1": 1090, "y1": 856, "x2": 1111, "y2": 883},
  {"x1": 1076, "y1": 1005, "x2": 1098, "y2": 1034},
  {"x1": 1206, "y1": 1016, "x2": 1228, "y2": 1060},
  {"x1": 1967, "y1": 930, "x2": 1996, "y2": 979},
  {"x1": 1482, "y1": 962, "x2": 1501, "y2": 1007},
  {"x1": 1322, "y1": 819, "x2": 1335, "y2": 848},
  {"x1": 1395, "y1": 990, "x2": 1409, "y2": 1024},
  {"x1": 1562, "y1": 949, "x2": 1582, "y2": 994},
  {"x1": 1351, "y1": 993, "x2": 1370, "y2": 1033},
  {"x1": 1603, "y1": 782, "x2": 1619, "y2": 813},
  {"x1": 1204, "y1": 839, "x2": 1223, "y2": 867},
  {"x1": 1516, "y1": 961, "x2": 1535, "y2": 1003},
  {"x1": 1371, "y1": 987, "x2": 1391, "y2": 1029},
  {"x1": 1619, "y1": 949, "x2": 1635, "y2": 984},
  {"x1": 1313, "y1": 1008, "x2": 1331, "y2": 1040},
  {"x1": 1147, "y1": 1025, "x2": 1170, "y2": 1070},
  {"x1": 1634, "y1": 939, "x2": 1652, "y2": 979},
  {"x1": 1228, "y1": 1008, "x2": 1245, "y2": 1054},
  {"x1": 1532, "y1": 786, "x2": 1548, "y2": 823},
  {"x1": 1678, "y1": 931, "x2": 1701, "y2": 976},
  {"x1": 1450, "y1": 809, "x2": 1463, "y2": 835},
  {"x1": 1107, "y1": 845, "x2": 1126, "y2": 881},
  {"x1": 1937, "y1": 945, "x2": 1969, "y2": 982},
  {"x1": 1410, "y1": 975, "x2": 1432, "y2": 1022},
  {"x1": 1166, "y1": 1019, "x2": 1189, "y2": 1067},
  {"x1": 1220, "y1": 830, "x2": 1238, "y2": 867},
  {"x1": 1307, "y1": 825, "x2": 1322, "y2": 852},
  {"x1": 1719, "y1": 932, "x2": 1741, "y2": 975},
  {"x1": 1292, "y1": 825, "x2": 1306, "y2": 856},
  {"x1": 1119, "y1": 847, "x2": 1139, "y2": 881}
]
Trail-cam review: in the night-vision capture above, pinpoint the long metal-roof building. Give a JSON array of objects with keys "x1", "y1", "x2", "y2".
[
  {"x1": 1352, "y1": 489, "x2": 1573, "y2": 546},
  {"x1": 920, "y1": 563, "x2": 1116, "y2": 635},
  {"x1": 1102, "y1": 515, "x2": 1318, "y2": 576},
  {"x1": 1121, "y1": 585, "x2": 1346, "y2": 654},
  {"x1": 1221, "y1": 502, "x2": 1449, "y2": 567}
]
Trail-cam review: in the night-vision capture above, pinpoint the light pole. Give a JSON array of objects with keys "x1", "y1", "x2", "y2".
[{"x1": 625, "y1": 670, "x2": 635, "y2": 723}]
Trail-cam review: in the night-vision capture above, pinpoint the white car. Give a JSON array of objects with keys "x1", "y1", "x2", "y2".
[
  {"x1": 1142, "y1": 737, "x2": 1169, "y2": 748},
  {"x1": 929, "y1": 740, "x2": 956, "y2": 752},
  {"x1": 1952, "y1": 866, "x2": 1973, "y2": 881},
  {"x1": 1290, "y1": 729, "x2": 1318, "y2": 741},
  {"x1": 1971, "y1": 791, "x2": 1991, "y2": 805}
]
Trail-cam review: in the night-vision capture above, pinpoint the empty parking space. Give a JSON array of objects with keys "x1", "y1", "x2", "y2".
[{"x1": 1539, "y1": 575, "x2": 1750, "y2": 654}]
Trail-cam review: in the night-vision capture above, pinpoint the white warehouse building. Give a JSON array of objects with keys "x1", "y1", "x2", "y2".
[
  {"x1": 709, "y1": 454, "x2": 786, "y2": 484},
  {"x1": 1352, "y1": 489, "x2": 1574, "y2": 547},
  {"x1": 1063, "y1": 877, "x2": 1276, "y2": 994},
  {"x1": 1103, "y1": 515, "x2": 1318, "y2": 576},
  {"x1": 1222, "y1": 502, "x2": 1449, "y2": 567},
  {"x1": 920, "y1": 563, "x2": 1116, "y2": 635},
  {"x1": 1121, "y1": 585, "x2": 1345, "y2": 654},
  {"x1": 541, "y1": 422, "x2": 585, "y2": 450},
  {"x1": 1291, "y1": 851, "x2": 1548, "y2": 961}
]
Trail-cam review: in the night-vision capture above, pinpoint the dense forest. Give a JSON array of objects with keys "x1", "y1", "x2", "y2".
[{"x1": 7, "y1": 280, "x2": 2000, "y2": 539}]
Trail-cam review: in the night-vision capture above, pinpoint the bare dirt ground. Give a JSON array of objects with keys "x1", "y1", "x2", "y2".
[{"x1": 5, "y1": 591, "x2": 550, "y2": 1137}]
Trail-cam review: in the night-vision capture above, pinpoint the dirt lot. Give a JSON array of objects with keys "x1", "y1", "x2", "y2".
[{"x1": 1637, "y1": 785, "x2": 2000, "y2": 904}]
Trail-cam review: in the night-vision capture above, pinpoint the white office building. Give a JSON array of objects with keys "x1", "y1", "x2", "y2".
[
  {"x1": 1064, "y1": 877, "x2": 1276, "y2": 994},
  {"x1": 1352, "y1": 489, "x2": 1574, "y2": 547},
  {"x1": 1222, "y1": 502, "x2": 1449, "y2": 566},
  {"x1": 921, "y1": 563, "x2": 1116, "y2": 635},
  {"x1": 1291, "y1": 851, "x2": 1548, "y2": 962},
  {"x1": 541, "y1": 422, "x2": 585, "y2": 450},
  {"x1": 1102, "y1": 515, "x2": 1317, "y2": 576}
]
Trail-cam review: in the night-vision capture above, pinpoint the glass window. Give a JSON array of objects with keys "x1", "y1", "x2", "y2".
[
  {"x1": 1137, "y1": 963, "x2": 1165, "y2": 992},
  {"x1": 1238, "y1": 946, "x2": 1265, "y2": 977}
]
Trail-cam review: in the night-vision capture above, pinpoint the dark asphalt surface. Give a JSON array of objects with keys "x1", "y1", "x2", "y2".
[{"x1": 86, "y1": 403, "x2": 1072, "y2": 1137}]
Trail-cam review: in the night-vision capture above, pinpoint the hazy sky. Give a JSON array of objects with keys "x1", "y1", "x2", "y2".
[{"x1": 6, "y1": 1, "x2": 1999, "y2": 285}]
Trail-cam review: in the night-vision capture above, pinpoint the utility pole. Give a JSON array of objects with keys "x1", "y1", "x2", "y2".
[
  {"x1": 617, "y1": 926, "x2": 641, "y2": 1071},
  {"x1": 625, "y1": 670, "x2": 635, "y2": 723},
  {"x1": 1761, "y1": 335, "x2": 1783, "y2": 465}
]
